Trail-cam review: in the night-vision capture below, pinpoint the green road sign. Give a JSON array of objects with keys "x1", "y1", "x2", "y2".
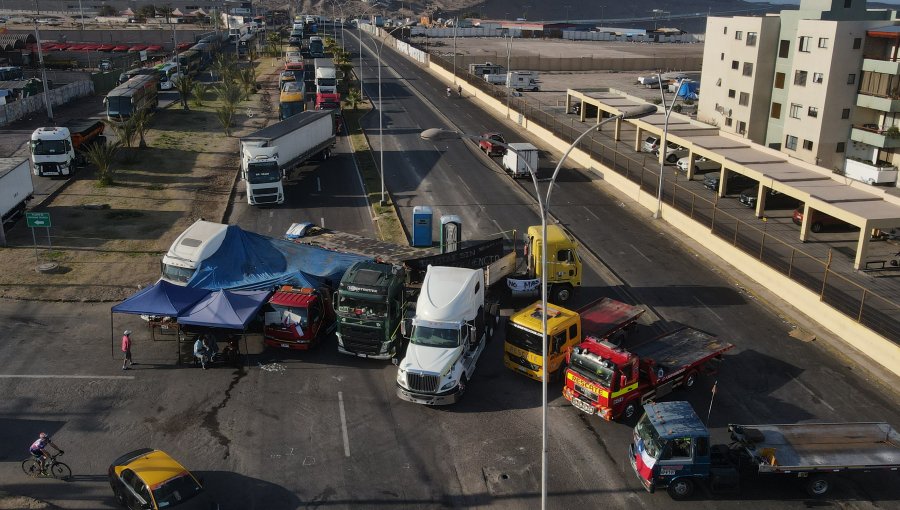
[{"x1": 25, "y1": 212, "x2": 51, "y2": 228}]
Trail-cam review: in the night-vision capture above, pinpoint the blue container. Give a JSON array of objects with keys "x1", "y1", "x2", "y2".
[{"x1": 412, "y1": 205, "x2": 433, "y2": 247}]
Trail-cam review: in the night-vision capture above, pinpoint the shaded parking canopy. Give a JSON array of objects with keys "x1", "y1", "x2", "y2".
[
  {"x1": 177, "y1": 289, "x2": 272, "y2": 330},
  {"x1": 111, "y1": 280, "x2": 210, "y2": 316}
]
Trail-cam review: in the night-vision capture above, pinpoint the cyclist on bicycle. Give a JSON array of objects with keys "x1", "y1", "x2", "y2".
[{"x1": 30, "y1": 433, "x2": 62, "y2": 473}]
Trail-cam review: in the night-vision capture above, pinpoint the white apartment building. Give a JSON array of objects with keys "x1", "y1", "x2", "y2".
[{"x1": 699, "y1": 0, "x2": 895, "y2": 171}]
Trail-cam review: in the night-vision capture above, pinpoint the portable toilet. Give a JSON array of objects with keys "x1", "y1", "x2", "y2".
[
  {"x1": 440, "y1": 214, "x2": 462, "y2": 253},
  {"x1": 412, "y1": 205, "x2": 433, "y2": 247}
]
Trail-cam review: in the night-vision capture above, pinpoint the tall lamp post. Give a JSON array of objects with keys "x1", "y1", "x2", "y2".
[
  {"x1": 653, "y1": 74, "x2": 684, "y2": 219},
  {"x1": 420, "y1": 103, "x2": 655, "y2": 510},
  {"x1": 32, "y1": 16, "x2": 53, "y2": 122}
]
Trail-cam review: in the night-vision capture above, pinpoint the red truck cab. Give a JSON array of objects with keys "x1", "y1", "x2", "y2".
[
  {"x1": 563, "y1": 327, "x2": 733, "y2": 421},
  {"x1": 264, "y1": 286, "x2": 335, "y2": 350},
  {"x1": 479, "y1": 132, "x2": 507, "y2": 156},
  {"x1": 315, "y1": 92, "x2": 342, "y2": 133}
]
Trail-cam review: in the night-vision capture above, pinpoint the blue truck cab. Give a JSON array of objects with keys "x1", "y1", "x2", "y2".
[{"x1": 630, "y1": 401, "x2": 713, "y2": 499}]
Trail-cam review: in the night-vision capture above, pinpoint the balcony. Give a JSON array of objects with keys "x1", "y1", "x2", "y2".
[
  {"x1": 850, "y1": 125, "x2": 900, "y2": 149},
  {"x1": 843, "y1": 158, "x2": 898, "y2": 185},
  {"x1": 856, "y1": 92, "x2": 900, "y2": 113},
  {"x1": 862, "y1": 58, "x2": 900, "y2": 76}
]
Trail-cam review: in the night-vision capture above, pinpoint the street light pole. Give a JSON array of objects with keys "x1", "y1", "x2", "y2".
[
  {"x1": 368, "y1": 24, "x2": 407, "y2": 205},
  {"x1": 654, "y1": 75, "x2": 684, "y2": 219},
  {"x1": 420, "y1": 104, "x2": 656, "y2": 510},
  {"x1": 32, "y1": 15, "x2": 53, "y2": 122}
]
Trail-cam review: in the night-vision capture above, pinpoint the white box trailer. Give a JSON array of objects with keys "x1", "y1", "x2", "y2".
[
  {"x1": 0, "y1": 158, "x2": 34, "y2": 230},
  {"x1": 240, "y1": 110, "x2": 336, "y2": 205},
  {"x1": 502, "y1": 143, "x2": 539, "y2": 179}
]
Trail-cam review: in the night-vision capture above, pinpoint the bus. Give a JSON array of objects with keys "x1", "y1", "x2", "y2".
[
  {"x1": 154, "y1": 63, "x2": 180, "y2": 90},
  {"x1": 237, "y1": 32, "x2": 255, "y2": 58},
  {"x1": 117, "y1": 67, "x2": 156, "y2": 85},
  {"x1": 279, "y1": 80, "x2": 306, "y2": 120},
  {"x1": 105, "y1": 73, "x2": 159, "y2": 120},
  {"x1": 0, "y1": 66, "x2": 24, "y2": 81},
  {"x1": 176, "y1": 49, "x2": 201, "y2": 77}
]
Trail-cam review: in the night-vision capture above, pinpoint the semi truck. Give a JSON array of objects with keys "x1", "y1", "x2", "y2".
[
  {"x1": 263, "y1": 285, "x2": 335, "y2": 350},
  {"x1": 395, "y1": 266, "x2": 500, "y2": 405},
  {"x1": 0, "y1": 158, "x2": 34, "y2": 231},
  {"x1": 30, "y1": 120, "x2": 105, "y2": 178},
  {"x1": 506, "y1": 224, "x2": 582, "y2": 303},
  {"x1": 239, "y1": 110, "x2": 336, "y2": 205},
  {"x1": 504, "y1": 298, "x2": 644, "y2": 382},
  {"x1": 563, "y1": 327, "x2": 734, "y2": 422},
  {"x1": 308, "y1": 36, "x2": 325, "y2": 58},
  {"x1": 313, "y1": 58, "x2": 336, "y2": 94},
  {"x1": 631, "y1": 401, "x2": 900, "y2": 499},
  {"x1": 160, "y1": 220, "x2": 229, "y2": 284}
]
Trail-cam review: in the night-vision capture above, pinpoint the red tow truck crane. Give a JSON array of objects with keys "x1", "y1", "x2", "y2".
[
  {"x1": 563, "y1": 327, "x2": 734, "y2": 422},
  {"x1": 263, "y1": 286, "x2": 335, "y2": 350}
]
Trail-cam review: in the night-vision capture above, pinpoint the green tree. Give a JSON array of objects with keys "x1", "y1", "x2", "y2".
[
  {"x1": 98, "y1": 5, "x2": 117, "y2": 16},
  {"x1": 211, "y1": 54, "x2": 236, "y2": 83},
  {"x1": 173, "y1": 74, "x2": 195, "y2": 110},
  {"x1": 83, "y1": 139, "x2": 121, "y2": 186},
  {"x1": 104, "y1": 117, "x2": 137, "y2": 148},
  {"x1": 158, "y1": 4, "x2": 172, "y2": 23},
  {"x1": 344, "y1": 87, "x2": 362, "y2": 111},
  {"x1": 131, "y1": 108, "x2": 155, "y2": 148},
  {"x1": 137, "y1": 4, "x2": 156, "y2": 18},
  {"x1": 190, "y1": 82, "x2": 208, "y2": 107},
  {"x1": 215, "y1": 105, "x2": 235, "y2": 136},
  {"x1": 238, "y1": 68, "x2": 257, "y2": 99}
]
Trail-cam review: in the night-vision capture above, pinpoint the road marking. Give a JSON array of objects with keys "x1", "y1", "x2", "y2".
[
  {"x1": 267, "y1": 225, "x2": 272, "y2": 233},
  {"x1": 629, "y1": 244, "x2": 652, "y2": 263},
  {"x1": 338, "y1": 391, "x2": 350, "y2": 457},
  {"x1": 317, "y1": 177, "x2": 322, "y2": 192},
  {"x1": 583, "y1": 207, "x2": 602, "y2": 221},
  {"x1": 794, "y1": 379, "x2": 836, "y2": 412},
  {"x1": 456, "y1": 174, "x2": 471, "y2": 192},
  {"x1": 320, "y1": 217, "x2": 325, "y2": 228},
  {"x1": 692, "y1": 296, "x2": 724, "y2": 322},
  {"x1": 269, "y1": 211, "x2": 274, "y2": 218},
  {"x1": 0, "y1": 374, "x2": 135, "y2": 380}
]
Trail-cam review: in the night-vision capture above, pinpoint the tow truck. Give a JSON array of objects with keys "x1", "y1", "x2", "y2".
[
  {"x1": 504, "y1": 297, "x2": 644, "y2": 382},
  {"x1": 563, "y1": 327, "x2": 733, "y2": 421},
  {"x1": 263, "y1": 285, "x2": 335, "y2": 350}
]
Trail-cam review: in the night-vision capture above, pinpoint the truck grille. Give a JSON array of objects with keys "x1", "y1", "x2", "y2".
[
  {"x1": 509, "y1": 353, "x2": 539, "y2": 371},
  {"x1": 407, "y1": 372, "x2": 439, "y2": 393},
  {"x1": 574, "y1": 383, "x2": 598, "y2": 402},
  {"x1": 341, "y1": 325, "x2": 382, "y2": 354}
]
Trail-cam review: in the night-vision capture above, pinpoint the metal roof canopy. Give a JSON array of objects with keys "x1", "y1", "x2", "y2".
[{"x1": 565, "y1": 88, "x2": 900, "y2": 268}]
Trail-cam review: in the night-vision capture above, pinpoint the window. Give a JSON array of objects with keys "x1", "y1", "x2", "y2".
[
  {"x1": 842, "y1": 108, "x2": 851, "y2": 119},
  {"x1": 738, "y1": 121, "x2": 747, "y2": 135},
  {"x1": 848, "y1": 73, "x2": 856, "y2": 84},
  {"x1": 853, "y1": 38, "x2": 862, "y2": 49},
  {"x1": 771, "y1": 102, "x2": 782, "y2": 119},
  {"x1": 779, "y1": 40, "x2": 790, "y2": 58},
  {"x1": 668, "y1": 437, "x2": 693, "y2": 459},
  {"x1": 568, "y1": 325, "x2": 577, "y2": 340},
  {"x1": 720, "y1": 52, "x2": 725, "y2": 61},
  {"x1": 747, "y1": 32, "x2": 757, "y2": 46},
  {"x1": 790, "y1": 103, "x2": 802, "y2": 118},
  {"x1": 716, "y1": 78, "x2": 722, "y2": 86},
  {"x1": 725, "y1": 118, "x2": 733, "y2": 127},
  {"x1": 813, "y1": 72, "x2": 824, "y2": 84},
  {"x1": 836, "y1": 142, "x2": 846, "y2": 153},
  {"x1": 739, "y1": 92, "x2": 750, "y2": 106},
  {"x1": 775, "y1": 72, "x2": 786, "y2": 89},
  {"x1": 808, "y1": 106, "x2": 818, "y2": 118},
  {"x1": 803, "y1": 139, "x2": 814, "y2": 150},
  {"x1": 732, "y1": 60, "x2": 739, "y2": 70},
  {"x1": 743, "y1": 62, "x2": 754, "y2": 77},
  {"x1": 723, "y1": 26, "x2": 728, "y2": 34},
  {"x1": 845, "y1": 0, "x2": 852, "y2": 7},
  {"x1": 785, "y1": 135, "x2": 798, "y2": 150},
  {"x1": 818, "y1": 37, "x2": 828, "y2": 48},
  {"x1": 799, "y1": 36, "x2": 811, "y2": 52},
  {"x1": 728, "y1": 89, "x2": 736, "y2": 98},
  {"x1": 794, "y1": 70, "x2": 808, "y2": 86},
  {"x1": 735, "y1": 30, "x2": 743, "y2": 40}
]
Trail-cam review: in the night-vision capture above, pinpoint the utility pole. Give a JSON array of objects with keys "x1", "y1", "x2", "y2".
[{"x1": 33, "y1": 14, "x2": 53, "y2": 122}]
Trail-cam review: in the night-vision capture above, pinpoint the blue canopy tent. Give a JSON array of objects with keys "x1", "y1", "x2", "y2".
[
  {"x1": 109, "y1": 281, "x2": 210, "y2": 360},
  {"x1": 176, "y1": 289, "x2": 273, "y2": 367}
]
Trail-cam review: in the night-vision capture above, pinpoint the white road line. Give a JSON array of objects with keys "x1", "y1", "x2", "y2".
[
  {"x1": 320, "y1": 217, "x2": 325, "y2": 228},
  {"x1": 317, "y1": 177, "x2": 322, "y2": 192},
  {"x1": 269, "y1": 211, "x2": 274, "y2": 218},
  {"x1": 267, "y1": 225, "x2": 272, "y2": 233},
  {"x1": 0, "y1": 374, "x2": 135, "y2": 380},
  {"x1": 692, "y1": 296, "x2": 724, "y2": 322},
  {"x1": 456, "y1": 174, "x2": 471, "y2": 192},
  {"x1": 338, "y1": 391, "x2": 350, "y2": 457},
  {"x1": 583, "y1": 207, "x2": 602, "y2": 221},
  {"x1": 629, "y1": 244, "x2": 652, "y2": 263},
  {"x1": 794, "y1": 379, "x2": 836, "y2": 412}
]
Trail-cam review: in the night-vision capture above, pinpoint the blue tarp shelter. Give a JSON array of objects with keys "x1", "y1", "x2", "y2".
[
  {"x1": 186, "y1": 225, "x2": 368, "y2": 291},
  {"x1": 677, "y1": 81, "x2": 699, "y2": 100},
  {"x1": 177, "y1": 289, "x2": 272, "y2": 329}
]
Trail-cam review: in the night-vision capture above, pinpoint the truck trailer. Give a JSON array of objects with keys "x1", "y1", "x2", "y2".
[
  {"x1": 313, "y1": 58, "x2": 336, "y2": 94},
  {"x1": 631, "y1": 401, "x2": 900, "y2": 499},
  {"x1": 239, "y1": 110, "x2": 336, "y2": 205},
  {"x1": 501, "y1": 142, "x2": 539, "y2": 178},
  {"x1": 0, "y1": 158, "x2": 34, "y2": 230},
  {"x1": 30, "y1": 120, "x2": 105, "y2": 178}
]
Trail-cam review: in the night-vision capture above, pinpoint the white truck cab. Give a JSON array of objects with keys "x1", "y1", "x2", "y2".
[
  {"x1": 160, "y1": 220, "x2": 229, "y2": 285},
  {"x1": 396, "y1": 266, "x2": 497, "y2": 405},
  {"x1": 30, "y1": 127, "x2": 75, "y2": 177}
]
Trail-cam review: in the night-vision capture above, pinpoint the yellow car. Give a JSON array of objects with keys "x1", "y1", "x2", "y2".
[{"x1": 107, "y1": 449, "x2": 217, "y2": 510}]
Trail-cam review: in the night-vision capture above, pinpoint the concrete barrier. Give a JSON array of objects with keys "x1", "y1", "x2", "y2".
[{"x1": 0, "y1": 80, "x2": 94, "y2": 126}]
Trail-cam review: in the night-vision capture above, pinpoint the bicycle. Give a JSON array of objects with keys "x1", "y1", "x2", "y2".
[{"x1": 22, "y1": 452, "x2": 71, "y2": 480}]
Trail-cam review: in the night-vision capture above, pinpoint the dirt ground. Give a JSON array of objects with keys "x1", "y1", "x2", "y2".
[
  {"x1": 428, "y1": 37, "x2": 705, "y2": 59},
  {"x1": 0, "y1": 60, "x2": 281, "y2": 302}
]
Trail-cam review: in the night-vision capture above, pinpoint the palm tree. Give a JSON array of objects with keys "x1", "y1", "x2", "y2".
[
  {"x1": 344, "y1": 87, "x2": 363, "y2": 111},
  {"x1": 103, "y1": 117, "x2": 137, "y2": 148},
  {"x1": 215, "y1": 80, "x2": 243, "y2": 109},
  {"x1": 83, "y1": 139, "x2": 121, "y2": 186},
  {"x1": 190, "y1": 82, "x2": 208, "y2": 107},
  {"x1": 211, "y1": 54, "x2": 235, "y2": 83},
  {"x1": 173, "y1": 74, "x2": 195, "y2": 110},
  {"x1": 215, "y1": 105, "x2": 235, "y2": 136},
  {"x1": 131, "y1": 108, "x2": 155, "y2": 148},
  {"x1": 238, "y1": 68, "x2": 256, "y2": 99}
]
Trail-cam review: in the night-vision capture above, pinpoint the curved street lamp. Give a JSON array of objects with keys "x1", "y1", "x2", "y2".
[{"x1": 421, "y1": 103, "x2": 656, "y2": 510}]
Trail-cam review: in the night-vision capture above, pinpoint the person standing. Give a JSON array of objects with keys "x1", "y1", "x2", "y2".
[{"x1": 121, "y1": 330, "x2": 134, "y2": 370}]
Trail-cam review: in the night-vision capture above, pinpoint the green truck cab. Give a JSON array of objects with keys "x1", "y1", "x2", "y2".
[{"x1": 334, "y1": 261, "x2": 408, "y2": 359}]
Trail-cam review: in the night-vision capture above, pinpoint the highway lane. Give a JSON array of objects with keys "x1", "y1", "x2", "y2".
[{"x1": 349, "y1": 29, "x2": 900, "y2": 507}]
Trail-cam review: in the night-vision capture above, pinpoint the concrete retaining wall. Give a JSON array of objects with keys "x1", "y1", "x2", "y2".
[{"x1": 0, "y1": 80, "x2": 94, "y2": 126}]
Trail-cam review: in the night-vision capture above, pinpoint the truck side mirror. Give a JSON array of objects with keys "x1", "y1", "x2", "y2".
[
  {"x1": 620, "y1": 374, "x2": 628, "y2": 388},
  {"x1": 400, "y1": 318, "x2": 411, "y2": 338}
]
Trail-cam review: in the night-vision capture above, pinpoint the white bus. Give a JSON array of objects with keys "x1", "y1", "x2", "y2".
[{"x1": 155, "y1": 63, "x2": 180, "y2": 91}]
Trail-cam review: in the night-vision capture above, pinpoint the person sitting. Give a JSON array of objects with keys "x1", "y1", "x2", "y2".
[{"x1": 193, "y1": 337, "x2": 210, "y2": 369}]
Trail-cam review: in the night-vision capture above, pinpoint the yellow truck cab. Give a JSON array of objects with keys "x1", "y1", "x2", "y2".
[
  {"x1": 504, "y1": 301, "x2": 581, "y2": 382},
  {"x1": 516, "y1": 225, "x2": 582, "y2": 303}
]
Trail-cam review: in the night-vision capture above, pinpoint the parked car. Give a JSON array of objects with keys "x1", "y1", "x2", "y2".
[
  {"x1": 479, "y1": 132, "x2": 507, "y2": 156},
  {"x1": 570, "y1": 102, "x2": 581, "y2": 115},
  {"x1": 641, "y1": 135, "x2": 660, "y2": 153},
  {"x1": 108, "y1": 449, "x2": 218, "y2": 510},
  {"x1": 792, "y1": 208, "x2": 846, "y2": 233},
  {"x1": 676, "y1": 156, "x2": 720, "y2": 175},
  {"x1": 702, "y1": 172, "x2": 755, "y2": 194},
  {"x1": 655, "y1": 144, "x2": 689, "y2": 164},
  {"x1": 99, "y1": 59, "x2": 112, "y2": 72},
  {"x1": 739, "y1": 186, "x2": 798, "y2": 209}
]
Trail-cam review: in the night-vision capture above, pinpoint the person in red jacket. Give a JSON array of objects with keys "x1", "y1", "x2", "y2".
[{"x1": 121, "y1": 330, "x2": 133, "y2": 370}]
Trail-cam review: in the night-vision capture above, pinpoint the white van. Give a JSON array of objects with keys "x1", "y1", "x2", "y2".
[
  {"x1": 156, "y1": 63, "x2": 179, "y2": 91},
  {"x1": 502, "y1": 142, "x2": 539, "y2": 178}
]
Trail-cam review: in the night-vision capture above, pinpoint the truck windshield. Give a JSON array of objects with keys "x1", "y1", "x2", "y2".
[
  {"x1": 337, "y1": 295, "x2": 386, "y2": 317},
  {"x1": 280, "y1": 101, "x2": 305, "y2": 120},
  {"x1": 247, "y1": 162, "x2": 280, "y2": 184},
  {"x1": 568, "y1": 349, "x2": 615, "y2": 387},
  {"x1": 635, "y1": 414, "x2": 665, "y2": 460},
  {"x1": 161, "y1": 263, "x2": 195, "y2": 283},
  {"x1": 411, "y1": 325, "x2": 459, "y2": 348},
  {"x1": 506, "y1": 323, "x2": 541, "y2": 353},
  {"x1": 31, "y1": 140, "x2": 67, "y2": 155},
  {"x1": 317, "y1": 102, "x2": 340, "y2": 110},
  {"x1": 268, "y1": 304, "x2": 308, "y2": 327},
  {"x1": 106, "y1": 96, "x2": 133, "y2": 118},
  {"x1": 317, "y1": 78, "x2": 336, "y2": 86}
]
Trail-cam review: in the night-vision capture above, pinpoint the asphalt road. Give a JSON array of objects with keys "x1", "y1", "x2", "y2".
[{"x1": 0, "y1": 30, "x2": 899, "y2": 510}]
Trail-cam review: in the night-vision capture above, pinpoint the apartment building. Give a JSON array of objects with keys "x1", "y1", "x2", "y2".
[{"x1": 699, "y1": 0, "x2": 895, "y2": 170}]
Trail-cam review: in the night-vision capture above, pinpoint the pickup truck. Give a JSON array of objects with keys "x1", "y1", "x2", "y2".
[{"x1": 479, "y1": 132, "x2": 507, "y2": 157}]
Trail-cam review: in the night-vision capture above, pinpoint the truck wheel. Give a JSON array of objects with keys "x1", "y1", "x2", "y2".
[
  {"x1": 684, "y1": 371, "x2": 698, "y2": 388},
  {"x1": 667, "y1": 478, "x2": 695, "y2": 500},
  {"x1": 805, "y1": 476, "x2": 830, "y2": 497},
  {"x1": 551, "y1": 284, "x2": 573, "y2": 303},
  {"x1": 622, "y1": 401, "x2": 641, "y2": 422}
]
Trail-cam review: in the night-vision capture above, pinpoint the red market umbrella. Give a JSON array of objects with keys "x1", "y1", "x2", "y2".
[
  {"x1": 81, "y1": 44, "x2": 101, "y2": 51},
  {"x1": 176, "y1": 42, "x2": 192, "y2": 51},
  {"x1": 128, "y1": 44, "x2": 147, "y2": 52},
  {"x1": 97, "y1": 44, "x2": 115, "y2": 51},
  {"x1": 112, "y1": 45, "x2": 129, "y2": 52},
  {"x1": 145, "y1": 45, "x2": 163, "y2": 52}
]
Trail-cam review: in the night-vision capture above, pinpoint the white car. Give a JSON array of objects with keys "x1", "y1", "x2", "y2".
[
  {"x1": 655, "y1": 144, "x2": 689, "y2": 164},
  {"x1": 676, "y1": 156, "x2": 721, "y2": 174}
]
